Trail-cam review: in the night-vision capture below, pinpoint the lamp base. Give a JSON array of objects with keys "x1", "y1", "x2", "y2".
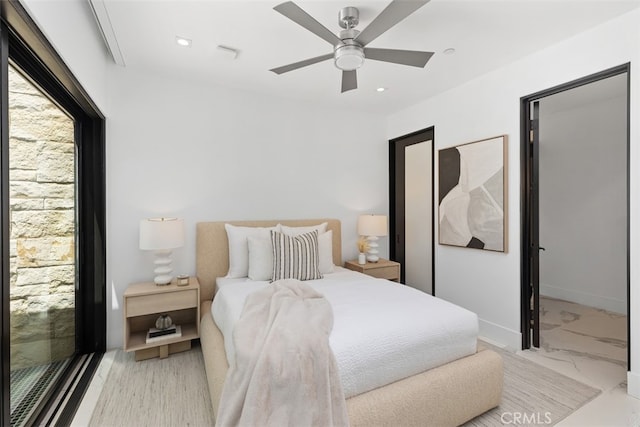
[
  {"x1": 154, "y1": 275, "x2": 173, "y2": 286},
  {"x1": 366, "y1": 236, "x2": 380, "y2": 263},
  {"x1": 153, "y1": 250, "x2": 173, "y2": 286}
]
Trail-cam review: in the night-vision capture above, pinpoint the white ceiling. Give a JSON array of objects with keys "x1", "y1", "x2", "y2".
[{"x1": 96, "y1": 0, "x2": 640, "y2": 115}]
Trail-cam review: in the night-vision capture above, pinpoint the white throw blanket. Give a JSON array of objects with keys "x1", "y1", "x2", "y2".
[{"x1": 215, "y1": 279, "x2": 349, "y2": 427}]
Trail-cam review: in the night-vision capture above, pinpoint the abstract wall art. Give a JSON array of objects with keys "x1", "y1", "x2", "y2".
[{"x1": 438, "y1": 135, "x2": 507, "y2": 252}]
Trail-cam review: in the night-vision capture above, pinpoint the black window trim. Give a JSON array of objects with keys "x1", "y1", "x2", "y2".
[{"x1": 1, "y1": 1, "x2": 106, "y2": 425}]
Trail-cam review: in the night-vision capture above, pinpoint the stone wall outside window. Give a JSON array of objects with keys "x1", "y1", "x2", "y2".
[{"x1": 9, "y1": 66, "x2": 76, "y2": 370}]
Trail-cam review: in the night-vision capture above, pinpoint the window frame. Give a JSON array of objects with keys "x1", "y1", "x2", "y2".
[{"x1": 0, "y1": 3, "x2": 106, "y2": 425}]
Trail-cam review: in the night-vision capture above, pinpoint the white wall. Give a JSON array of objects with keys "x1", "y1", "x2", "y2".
[
  {"x1": 539, "y1": 88, "x2": 627, "y2": 314},
  {"x1": 21, "y1": 0, "x2": 110, "y2": 113},
  {"x1": 387, "y1": 8, "x2": 639, "y2": 367},
  {"x1": 105, "y1": 66, "x2": 387, "y2": 348}
]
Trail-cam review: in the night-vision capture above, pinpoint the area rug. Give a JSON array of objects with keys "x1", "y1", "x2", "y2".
[
  {"x1": 89, "y1": 345, "x2": 214, "y2": 427},
  {"x1": 464, "y1": 343, "x2": 601, "y2": 426},
  {"x1": 89, "y1": 342, "x2": 600, "y2": 426}
]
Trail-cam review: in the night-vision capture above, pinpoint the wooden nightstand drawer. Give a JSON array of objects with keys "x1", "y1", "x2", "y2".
[
  {"x1": 344, "y1": 258, "x2": 401, "y2": 282},
  {"x1": 366, "y1": 266, "x2": 400, "y2": 280},
  {"x1": 126, "y1": 288, "x2": 198, "y2": 317}
]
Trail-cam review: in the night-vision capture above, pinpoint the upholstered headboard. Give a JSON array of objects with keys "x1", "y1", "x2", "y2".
[{"x1": 196, "y1": 219, "x2": 342, "y2": 303}]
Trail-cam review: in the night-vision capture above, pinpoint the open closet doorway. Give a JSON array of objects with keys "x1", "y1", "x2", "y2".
[
  {"x1": 389, "y1": 127, "x2": 434, "y2": 294},
  {"x1": 521, "y1": 65, "x2": 629, "y2": 375}
]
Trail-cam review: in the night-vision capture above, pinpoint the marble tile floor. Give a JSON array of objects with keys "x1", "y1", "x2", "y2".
[
  {"x1": 73, "y1": 296, "x2": 639, "y2": 426},
  {"x1": 516, "y1": 296, "x2": 640, "y2": 426}
]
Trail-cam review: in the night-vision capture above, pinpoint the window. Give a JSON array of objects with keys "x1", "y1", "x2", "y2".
[{"x1": 1, "y1": 6, "x2": 106, "y2": 425}]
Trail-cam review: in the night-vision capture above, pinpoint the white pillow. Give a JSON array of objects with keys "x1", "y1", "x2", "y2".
[
  {"x1": 225, "y1": 224, "x2": 279, "y2": 278},
  {"x1": 318, "y1": 230, "x2": 334, "y2": 274},
  {"x1": 247, "y1": 236, "x2": 273, "y2": 281},
  {"x1": 279, "y1": 222, "x2": 328, "y2": 236}
]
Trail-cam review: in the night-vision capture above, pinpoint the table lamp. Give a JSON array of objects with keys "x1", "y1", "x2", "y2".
[
  {"x1": 357, "y1": 214, "x2": 388, "y2": 263},
  {"x1": 139, "y1": 217, "x2": 185, "y2": 285}
]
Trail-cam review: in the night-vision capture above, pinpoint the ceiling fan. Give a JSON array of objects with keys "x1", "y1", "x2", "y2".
[{"x1": 269, "y1": 0, "x2": 433, "y2": 93}]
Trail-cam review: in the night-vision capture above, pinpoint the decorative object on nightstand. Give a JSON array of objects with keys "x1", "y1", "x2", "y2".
[
  {"x1": 357, "y1": 236, "x2": 369, "y2": 265},
  {"x1": 176, "y1": 274, "x2": 189, "y2": 286},
  {"x1": 357, "y1": 214, "x2": 388, "y2": 263},
  {"x1": 147, "y1": 314, "x2": 181, "y2": 343},
  {"x1": 139, "y1": 217, "x2": 185, "y2": 285},
  {"x1": 344, "y1": 258, "x2": 400, "y2": 282},
  {"x1": 146, "y1": 325, "x2": 182, "y2": 344},
  {"x1": 155, "y1": 314, "x2": 173, "y2": 330}
]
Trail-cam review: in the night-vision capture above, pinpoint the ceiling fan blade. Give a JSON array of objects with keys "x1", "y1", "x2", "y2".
[
  {"x1": 341, "y1": 70, "x2": 357, "y2": 93},
  {"x1": 270, "y1": 53, "x2": 333, "y2": 75},
  {"x1": 364, "y1": 47, "x2": 434, "y2": 68},
  {"x1": 355, "y1": 0, "x2": 430, "y2": 47},
  {"x1": 274, "y1": 2, "x2": 342, "y2": 46}
]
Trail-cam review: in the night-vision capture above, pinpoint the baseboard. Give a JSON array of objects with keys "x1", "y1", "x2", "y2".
[
  {"x1": 478, "y1": 318, "x2": 521, "y2": 351},
  {"x1": 628, "y1": 371, "x2": 640, "y2": 399},
  {"x1": 540, "y1": 283, "x2": 626, "y2": 314}
]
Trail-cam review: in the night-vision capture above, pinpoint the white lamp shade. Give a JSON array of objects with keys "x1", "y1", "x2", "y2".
[
  {"x1": 139, "y1": 218, "x2": 185, "y2": 250},
  {"x1": 357, "y1": 215, "x2": 388, "y2": 237}
]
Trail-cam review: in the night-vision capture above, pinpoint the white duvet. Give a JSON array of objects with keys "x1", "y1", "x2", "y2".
[{"x1": 212, "y1": 267, "x2": 478, "y2": 399}]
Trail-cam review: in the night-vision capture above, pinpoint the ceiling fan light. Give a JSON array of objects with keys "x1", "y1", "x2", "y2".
[{"x1": 334, "y1": 45, "x2": 365, "y2": 71}]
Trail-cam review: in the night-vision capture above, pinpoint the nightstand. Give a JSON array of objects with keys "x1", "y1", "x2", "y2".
[
  {"x1": 123, "y1": 277, "x2": 200, "y2": 361},
  {"x1": 344, "y1": 258, "x2": 401, "y2": 282}
]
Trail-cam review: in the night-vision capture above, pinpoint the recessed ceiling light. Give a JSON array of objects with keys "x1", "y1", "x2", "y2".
[
  {"x1": 443, "y1": 48, "x2": 456, "y2": 55},
  {"x1": 175, "y1": 36, "x2": 192, "y2": 47},
  {"x1": 376, "y1": 87, "x2": 387, "y2": 92}
]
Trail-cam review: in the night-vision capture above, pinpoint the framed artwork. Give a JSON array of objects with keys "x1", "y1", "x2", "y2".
[{"x1": 438, "y1": 135, "x2": 507, "y2": 252}]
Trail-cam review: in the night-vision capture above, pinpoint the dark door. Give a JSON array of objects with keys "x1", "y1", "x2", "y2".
[
  {"x1": 389, "y1": 127, "x2": 434, "y2": 292},
  {"x1": 526, "y1": 101, "x2": 541, "y2": 348},
  {"x1": 521, "y1": 64, "x2": 630, "y2": 357}
]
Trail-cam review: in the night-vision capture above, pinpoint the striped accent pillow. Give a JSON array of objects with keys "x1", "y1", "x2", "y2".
[{"x1": 270, "y1": 230, "x2": 323, "y2": 281}]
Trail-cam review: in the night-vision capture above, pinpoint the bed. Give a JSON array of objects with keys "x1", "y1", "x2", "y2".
[{"x1": 196, "y1": 219, "x2": 503, "y2": 426}]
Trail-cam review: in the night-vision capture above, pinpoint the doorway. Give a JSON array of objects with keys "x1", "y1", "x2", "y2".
[
  {"x1": 521, "y1": 65, "x2": 630, "y2": 370},
  {"x1": 389, "y1": 127, "x2": 434, "y2": 294}
]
